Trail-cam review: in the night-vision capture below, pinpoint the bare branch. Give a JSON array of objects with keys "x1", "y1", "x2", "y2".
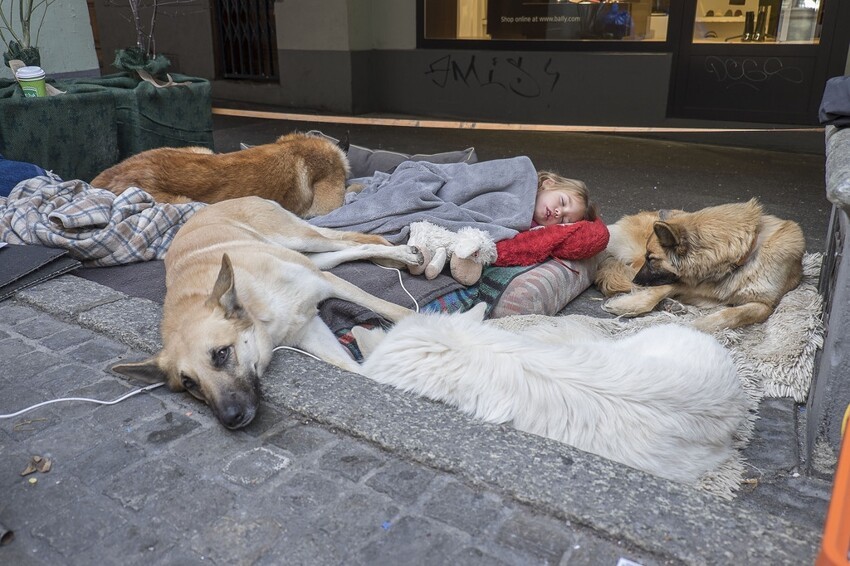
[
  {"x1": 0, "y1": 0, "x2": 57, "y2": 48},
  {"x1": 121, "y1": 0, "x2": 194, "y2": 58},
  {"x1": 0, "y1": 9, "x2": 23, "y2": 46},
  {"x1": 147, "y1": 0, "x2": 158, "y2": 57},
  {"x1": 33, "y1": 0, "x2": 57, "y2": 46}
]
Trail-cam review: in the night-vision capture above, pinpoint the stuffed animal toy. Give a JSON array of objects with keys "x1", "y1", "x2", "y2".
[{"x1": 407, "y1": 221, "x2": 497, "y2": 285}]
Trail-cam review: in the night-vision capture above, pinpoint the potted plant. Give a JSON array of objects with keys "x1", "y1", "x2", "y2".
[
  {"x1": 0, "y1": 0, "x2": 58, "y2": 68},
  {"x1": 0, "y1": 0, "x2": 213, "y2": 182},
  {"x1": 111, "y1": 0, "x2": 189, "y2": 81}
]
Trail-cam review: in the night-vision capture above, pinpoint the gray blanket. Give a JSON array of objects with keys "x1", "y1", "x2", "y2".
[{"x1": 308, "y1": 157, "x2": 538, "y2": 244}]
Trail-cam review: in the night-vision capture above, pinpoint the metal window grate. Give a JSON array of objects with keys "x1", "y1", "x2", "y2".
[{"x1": 212, "y1": 0, "x2": 278, "y2": 80}]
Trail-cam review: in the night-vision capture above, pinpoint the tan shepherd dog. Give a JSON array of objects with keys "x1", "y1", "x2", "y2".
[
  {"x1": 595, "y1": 199, "x2": 805, "y2": 332},
  {"x1": 91, "y1": 132, "x2": 350, "y2": 217},
  {"x1": 112, "y1": 196, "x2": 423, "y2": 429}
]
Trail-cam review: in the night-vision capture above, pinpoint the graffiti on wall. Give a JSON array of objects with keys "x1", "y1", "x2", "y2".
[
  {"x1": 425, "y1": 54, "x2": 561, "y2": 98},
  {"x1": 702, "y1": 56, "x2": 805, "y2": 91}
]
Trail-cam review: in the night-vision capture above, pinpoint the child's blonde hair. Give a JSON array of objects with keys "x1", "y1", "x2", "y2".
[{"x1": 537, "y1": 171, "x2": 598, "y2": 222}]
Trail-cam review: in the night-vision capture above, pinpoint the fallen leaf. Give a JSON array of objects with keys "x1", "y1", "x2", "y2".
[
  {"x1": 36, "y1": 458, "x2": 52, "y2": 473},
  {"x1": 28, "y1": 477, "x2": 37, "y2": 485},
  {"x1": 20, "y1": 455, "x2": 53, "y2": 476}
]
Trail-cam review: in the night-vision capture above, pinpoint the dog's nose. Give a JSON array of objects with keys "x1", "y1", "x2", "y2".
[
  {"x1": 220, "y1": 404, "x2": 247, "y2": 429},
  {"x1": 218, "y1": 395, "x2": 256, "y2": 429}
]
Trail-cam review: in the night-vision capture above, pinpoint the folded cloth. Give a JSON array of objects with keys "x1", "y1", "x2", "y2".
[
  {"x1": 0, "y1": 154, "x2": 48, "y2": 197},
  {"x1": 493, "y1": 218, "x2": 610, "y2": 266},
  {"x1": 1, "y1": 176, "x2": 204, "y2": 266},
  {"x1": 820, "y1": 76, "x2": 850, "y2": 127},
  {"x1": 309, "y1": 157, "x2": 538, "y2": 244}
]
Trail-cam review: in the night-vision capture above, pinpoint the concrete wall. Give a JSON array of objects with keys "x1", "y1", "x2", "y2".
[
  {"x1": 86, "y1": 0, "x2": 848, "y2": 125},
  {"x1": 87, "y1": 0, "x2": 672, "y2": 124},
  {"x1": 261, "y1": 0, "x2": 672, "y2": 125},
  {"x1": 264, "y1": 0, "x2": 420, "y2": 113},
  {"x1": 365, "y1": 50, "x2": 672, "y2": 126},
  {"x1": 1, "y1": 0, "x2": 98, "y2": 79},
  {"x1": 274, "y1": 0, "x2": 414, "y2": 51}
]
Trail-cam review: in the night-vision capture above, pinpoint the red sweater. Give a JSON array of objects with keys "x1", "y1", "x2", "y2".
[{"x1": 493, "y1": 218, "x2": 609, "y2": 267}]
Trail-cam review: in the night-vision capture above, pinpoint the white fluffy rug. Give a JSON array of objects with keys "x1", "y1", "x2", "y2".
[{"x1": 490, "y1": 252, "x2": 824, "y2": 499}]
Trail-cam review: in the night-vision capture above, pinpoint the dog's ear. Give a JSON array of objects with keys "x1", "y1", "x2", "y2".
[
  {"x1": 653, "y1": 221, "x2": 686, "y2": 251},
  {"x1": 351, "y1": 325, "x2": 387, "y2": 359},
  {"x1": 337, "y1": 131, "x2": 350, "y2": 154},
  {"x1": 112, "y1": 357, "x2": 169, "y2": 385},
  {"x1": 206, "y1": 254, "x2": 246, "y2": 320}
]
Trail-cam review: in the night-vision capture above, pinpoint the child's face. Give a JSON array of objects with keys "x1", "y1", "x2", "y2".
[{"x1": 533, "y1": 189, "x2": 585, "y2": 226}]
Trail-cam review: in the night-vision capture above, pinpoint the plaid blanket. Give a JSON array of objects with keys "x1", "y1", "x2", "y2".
[{"x1": 0, "y1": 176, "x2": 204, "y2": 266}]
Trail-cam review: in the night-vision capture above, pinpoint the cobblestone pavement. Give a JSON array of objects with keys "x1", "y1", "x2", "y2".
[{"x1": 1, "y1": 297, "x2": 665, "y2": 565}]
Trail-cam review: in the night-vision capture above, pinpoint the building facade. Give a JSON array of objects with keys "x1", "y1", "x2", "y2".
[{"x1": 91, "y1": 0, "x2": 850, "y2": 126}]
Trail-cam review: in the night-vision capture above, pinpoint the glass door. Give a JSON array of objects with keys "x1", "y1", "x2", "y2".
[{"x1": 668, "y1": 0, "x2": 849, "y2": 124}]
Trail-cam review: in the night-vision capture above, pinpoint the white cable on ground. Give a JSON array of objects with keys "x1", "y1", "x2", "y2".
[
  {"x1": 374, "y1": 264, "x2": 420, "y2": 312},
  {"x1": 272, "y1": 345, "x2": 322, "y2": 361},
  {"x1": 0, "y1": 382, "x2": 165, "y2": 420}
]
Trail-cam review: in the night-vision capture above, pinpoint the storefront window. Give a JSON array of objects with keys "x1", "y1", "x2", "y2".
[
  {"x1": 692, "y1": 0, "x2": 824, "y2": 44},
  {"x1": 423, "y1": 0, "x2": 671, "y2": 42}
]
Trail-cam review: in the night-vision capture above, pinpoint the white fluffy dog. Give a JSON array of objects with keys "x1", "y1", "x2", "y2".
[{"x1": 352, "y1": 304, "x2": 749, "y2": 484}]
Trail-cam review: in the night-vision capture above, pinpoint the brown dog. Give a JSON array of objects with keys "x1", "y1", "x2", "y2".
[
  {"x1": 112, "y1": 196, "x2": 423, "y2": 429},
  {"x1": 594, "y1": 199, "x2": 805, "y2": 332},
  {"x1": 91, "y1": 132, "x2": 350, "y2": 217}
]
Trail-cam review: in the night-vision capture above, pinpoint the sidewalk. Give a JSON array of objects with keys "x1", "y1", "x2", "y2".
[
  {"x1": 0, "y1": 277, "x2": 824, "y2": 565},
  {"x1": 0, "y1": 115, "x2": 833, "y2": 564}
]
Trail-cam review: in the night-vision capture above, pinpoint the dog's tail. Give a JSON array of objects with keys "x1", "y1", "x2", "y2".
[{"x1": 337, "y1": 131, "x2": 350, "y2": 154}]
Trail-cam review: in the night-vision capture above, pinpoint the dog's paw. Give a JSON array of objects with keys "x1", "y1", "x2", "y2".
[
  {"x1": 407, "y1": 246, "x2": 430, "y2": 275},
  {"x1": 398, "y1": 245, "x2": 425, "y2": 267},
  {"x1": 601, "y1": 294, "x2": 651, "y2": 317},
  {"x1": 372, "y1": 246, "x2": 424, "y2": 270},
  {"x1": 691, "y1": 316, "x2": 723, "y2": 334},
  {"x1": 658, "y1": 298, "x2": 690, "y2": 315}
]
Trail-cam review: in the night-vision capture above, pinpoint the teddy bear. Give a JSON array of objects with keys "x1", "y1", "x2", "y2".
[{"x1": 406, "y1": 221, "x2": 497, "y2": 286}]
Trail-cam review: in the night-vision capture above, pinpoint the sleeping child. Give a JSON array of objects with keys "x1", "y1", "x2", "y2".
[
  {"x1": 533, "y1": 171, "x2": 598, "y2": 227},
  {"x1": 308, "y1": 156, "x2": 608, "y2": 277}
]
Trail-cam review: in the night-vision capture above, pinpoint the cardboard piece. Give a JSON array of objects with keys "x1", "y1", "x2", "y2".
[{"x1": 0, "y1": 243, "x2": 81, "y2": 301}]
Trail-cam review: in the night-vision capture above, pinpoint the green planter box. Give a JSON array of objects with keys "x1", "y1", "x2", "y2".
[{"x1": 0, "y1": 72, "x2": 213, "y2": 182}]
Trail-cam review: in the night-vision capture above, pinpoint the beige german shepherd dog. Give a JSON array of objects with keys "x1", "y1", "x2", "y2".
[
  {"x1": 112, "y1": 196, "x2": 423, "y2": 429},
  {"x1": 595, "y1": 199, "x2": 805, "y2": 332},
  {"x1": 91, "y1": 132, "x2": 350, "y2": 217}
]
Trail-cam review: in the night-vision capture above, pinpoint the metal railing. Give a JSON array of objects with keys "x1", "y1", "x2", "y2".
[{"x1": 212, "y1": 0, "x2": 278, "y2": 80}]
